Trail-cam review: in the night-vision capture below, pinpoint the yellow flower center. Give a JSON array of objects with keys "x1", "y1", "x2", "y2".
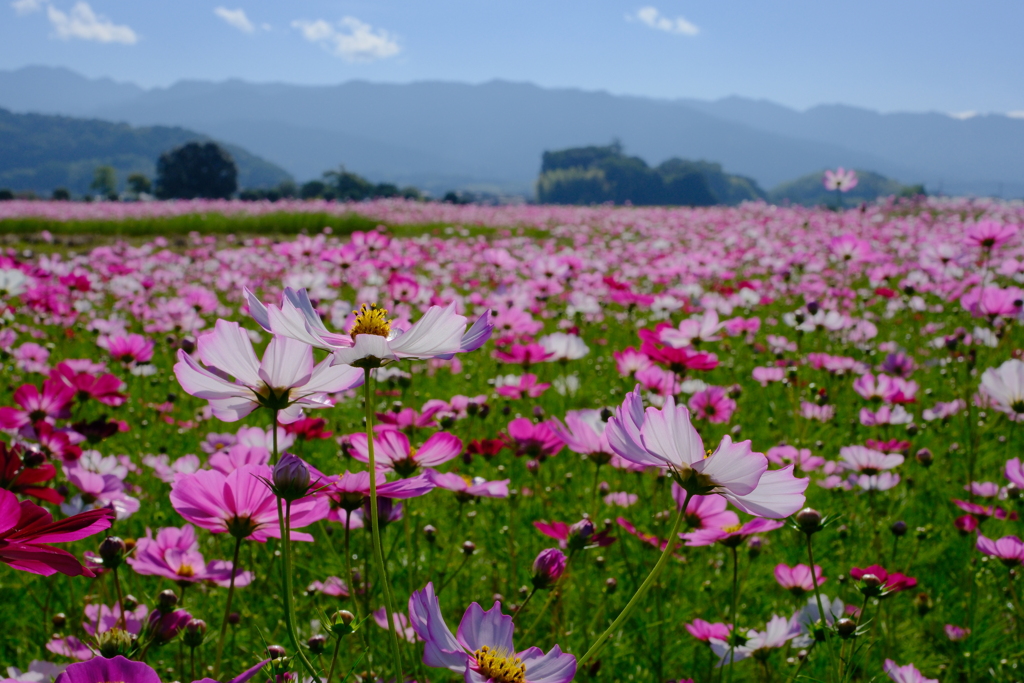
[
  {"x1": 474, "y1": 646, "x2": 526, "y2": 683},
  {"x1": 349, "y1": 303, "x2": 392, "y2": 338},
  {"x1": 722, "y1": 523, "x2": 742, "y2": 533},
  {"x1": 176, "y1": 564, "x2": 196, "y2": 578}
]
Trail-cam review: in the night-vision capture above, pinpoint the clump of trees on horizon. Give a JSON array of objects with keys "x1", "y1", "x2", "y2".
[{"x1": 537, "y1": 143, "x2": 766, "y2": 206}]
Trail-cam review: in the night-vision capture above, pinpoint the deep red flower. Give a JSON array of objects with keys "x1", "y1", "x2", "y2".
[
  {"x1": 0, "y1": 442, "x2": 63, "y2": 504},
  {"x1": 0, "y1": 488, "x2": 114, "y2": 577},
  {"x1": 849, "y1": 564, "x2": 917, "y2": 594},
  {"x1": 51, "y1": 363, "x2": 126, "y2": 407},
  {"x1": 283, "y1": 417, "x2": 333, "y2": 441}
]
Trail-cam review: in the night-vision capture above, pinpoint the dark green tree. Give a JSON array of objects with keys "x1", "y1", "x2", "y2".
[
  {"x1": 52, "y1": 187, "x2": 71, "y2": 201},
  {"x1": 155, "y1": 142, "x2": 238, "y2": 200},
  {"x1": 91, "y1": 165, "x2": 118, "y2": 198},
  {"x1": 127, "y1": 173, "x2": 152, "y2": 195}
]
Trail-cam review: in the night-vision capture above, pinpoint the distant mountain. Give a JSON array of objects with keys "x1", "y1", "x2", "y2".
[
  {"x1": 1, "y1": 66, "x2": 1023, "y2": 198},
  {"x1": 0, "y1": 107, "x2": 292, "y2": 196},
  {"x1": 768, "y1": 170, "x2": 918, "y2": 207},
  {"x1": 538, "y1": 143, "x2": 764, "y2": 206}
]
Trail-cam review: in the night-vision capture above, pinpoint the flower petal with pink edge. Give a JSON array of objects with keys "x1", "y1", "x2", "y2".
[
  {"x1": 722, "y1": 465, "x2": 808, "y2": 519},
  {"x1": 415, "y1": 432, "x2": 463, "y2": 467},
  {"x1": 517, "y1": 645, "x2": 578, "y2": 683},
  {"x1": 456, "y1": 601, "x2": 515, "y2": 654}
]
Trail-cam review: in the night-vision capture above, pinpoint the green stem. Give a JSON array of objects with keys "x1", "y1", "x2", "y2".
[
  {"x1": 578, "y1": 490, "x2": 691, "y2": 667},
  {"x1": 111, "y1": 567, "x2": 126, "y2": 630},
  {"x1": 213, "y1": 534, "x2": 242, "y2": 678},
  {"x1": 279, "y1": 499, "x2": 323, "y2": 682},
  {"x1": 326, "y1": 634, "x2": 343, "y2": 683},
  {"x1": 807, "y1": 532, "x2": 838, "y2": 682},
  {"x1": 513, "y1": 587, "x2": 538, "y2": 622},
  {"x1": 364, "y1": 368, "x2": 404, "y2": 683}
]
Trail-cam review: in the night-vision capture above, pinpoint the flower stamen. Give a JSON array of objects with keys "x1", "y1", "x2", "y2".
[{"x1": 350, "y1": 304, "x2": 392, "y2": 338}]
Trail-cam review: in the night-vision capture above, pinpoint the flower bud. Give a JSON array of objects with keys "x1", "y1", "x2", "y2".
[
  {"x1": 307, "y1": 634, "x2": 328, "y2": 655},
  {"x1": 795, "y1": 508, "x2": 822, "y2": 535},
  {"x1": 183, "y1": 619, "x2": 207, "y2": 648},
  {"x1": 462, "y1": 541, "x2": 476, "y2": 556},
  {"x1": 914, "y1": 592, "x2": 933, "y2": 616},
  {"x1": 526, "y1": 459, "x2": 539, "y2": 474},
  {"x1": 860, "y1": 574, "x2": 883, "y2": 597},
  {"x1": 594, "y1": 555, "x2": 606, "y2": 569},
  {"x1": 891, "y1": 521, "x2": 907, "y2": 537},
  {"x1": 23, "y1": 450, "x2": 45, "y2": 468},
  {"x1": 52, "y1": 613, "x2": 66, "y2": 629},
  {"x1": 328, "y1": 610, "x2": 356, "y2": 637},
  {"x1": 605, "y1": 577, "x2": 617, "y2": 594},
  {"x1": 122, "y1": 595, "x2": 138, "y2": 611},
  {"x1": 273, "y1": 453, "x2": 311, "y2": 501},
  {"x1": 98, "y1": 537, "x2": 127, "y2": 569},
  {"x1": 96, "y1": 628, "x2": 137, "y2": 659},
  {"x1": 227, "y1": 612, "x2": 241, "y2": 626},
  {"x1": 423, "y1": 525, "x2": 437, "y2": 543},
  {"x1": 915, "y1": 448, "x2": 933, "y2": 467},
  {"x1": 836, "y1": 618, "x2": 857, "y2": 639},
  {"x1": 157, "y1": 589, "x2": 178, "y2": 611},
  {"x1": 1007, "y1": 483, "x2": 1021, "y2": 500},
  {"x1": 600, "y1": 407, "x2": 613, "y2": 422},
  {"x1": 531, "y1": 548, "x2": 567, "y2": 590},
  {"x1": 148, "y1": 609, "x2": 191, "y2": 644},
  {"x1": 568, "y1": 518, "x2": 595, "y2": 551}
]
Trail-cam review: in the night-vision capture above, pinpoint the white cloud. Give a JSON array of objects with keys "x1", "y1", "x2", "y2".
[
  {"x1": 949, "y1": 110, "x2": 978, "y2": 120},
  {"x1": 632, "y1": 6, "x2": 699, "y2": 36},
  {"x1": 1006, "y1": 111, "x2": 1024, "y2": 119},
  {"x1": 11, "y1": 0, "x2": 45, "y2": 15},
  {"x1": 47, "y1": 2, "x2": 137, "y2": 43},
  {"x1": 292, "y1": 16, "x2": 400, "y2": 62},
  {"x1": 214, "y1": 6, "x2": 254, "y2": 34}
]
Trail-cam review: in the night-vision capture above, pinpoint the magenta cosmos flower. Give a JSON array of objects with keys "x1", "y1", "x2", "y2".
[
  {"x1": 427, "y1": 470, "x2": 510, "y2": 500},
  {"x1": 0, "y1": 487, "x2": 113, "y2": 577},
  {"x1": 671, "y1": 486, "x2": 738, "y2": 530},
  {"x1": 170, "y1": 464, "x2": 329, "y2": 542},
  {"x1": 688, "y1": 386, "x2": 736, "y2": 424},
  {"x1": 774, "y1": 563, "x2": 826, "y2": 595},
  {"x1": 409, "y1": 582, "x2": 577, "y2": 683},
  {"x1": 685, "y1": 618, "x2": 731, "y2": 643},
  {"x1": 175, "y1": 319, "x2": 363, "y2": 423},
  {"x1": 607, "y1": 387, "x2": 807, "y2": 517},
  {"x1": 0, "y1": 379, "x2": 75, "y2": 429},
  {"x1": 247, "y1": 287, "x2": 492, "y2": 368},
  {"x1": 128, "y1": 524, "x2": 253, "y2": 587},
  {"x1": 53, "y1": 655, "x2": 268, "y2": 683},
  {"x1": 884, "y1": 659, "x2": 938, "y2": 683},
  {"x1": 549, "y1": 409, "x2": 614, "y2": 463},
  {"x1": 823, "y1": 167, "x2": 858, "y2": 192},
  {"x1": 348, "y1": 429, "x2": 462, "y2": 476},
  {"x1": 504, "y1": 418, "x2": 564, "y2": 460},
  {"x1": 682, "y1": 517, "x2": 783, "y2": 547},
  {"x1": 976, "y1": 534, "x2": 1024, "y2": 566}
]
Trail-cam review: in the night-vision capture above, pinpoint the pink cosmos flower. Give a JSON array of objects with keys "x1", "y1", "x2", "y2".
[
  {"x1": 373, "y1": 607, "x2": 418, "y2": 643},
  {"x1": 614, "y1": 347, "x2": 652, "y2": 377},
  {"x1": 853, "y1": 373, "x2": 917, "y2": 404},
  {"x1": 377, "y1": 403, "x2": 448, "y2": 430},
  {"x1": 603, "y1": 491, "x2": 638, "y2": 507},
  {"x1": 849, "y1": 565, "x2": 917, "y2": 593},
  {"x1": 53, "y1": 655, "x2": 268, "y2": 683},
  {"x1": 128, "y1": 524, "x2": 252, "y2": 587},
  {"x1": 549, "y1": 410, "x2": 613, "y2": 463},
  {"x1": 426, "y1": 470, "x2": 509, "y2": 500},
  {"x1": 607, "y1": 387, "x2": 807, "y2": 518},
  {"x1": 504, "y1": 418, "x2": 564, "y2": 460},
  {"x1": 170, "y1": 464, "x2": 329, "y2": 542},
  {"x1": 965, "y1": 481, "x2": 1003, "y2": 498},
  {"x1": 710, "y1": 614, "x2": 799, "y2": 665},
  {"x1": 13, "y1": 342, "x2": 50, "y2": 374},
  {"x1": 494, "y1": 374, "x2": 551, "y2": 399},
  {"x1": 682, "y1": 517, "x2": 784, "y2": 547},
  {"x1": 634, "y1": 365, "x2": 680, "y2": 397},
  {"x1": 774, "y1": 563, "x2": 826, "y2": 595},
  {"x1": 656, "y1": 311, "x2": 724, "y2": 348},
  {"x1": 752, "y1": 366, "x2": 785, "y2": 386},
  {"x1": 494, "y1": 343, "x2": 556, "y2": 367},
  {"x1": 980, "y1": 359, "x2": 1024, "y2": 422},
  {"x1": 105, "y1": 333, "x2": 154, "y2": 364},
  {"x1": 839, "y1": 446, "x2": 903, "y2": 474},
  {"x1": 976, "y1": 534, "x2": 1024, "y2": 566},
  {"x1": 349, "y1": 430, "x2": 462, "y2": 476},
  {"x1": 884, "y1": 659, "x2": 938, "y2": 683},
  {"x1": 83, "y1": 602, "x2": 148, "y2": 637},
  {"x1": 961, "y1": 285, "x2": 1024, "y2": 319},
  {"x1": 308, "y1": 576, "x2": 350, "y2": 597},
  {"x1": 944, "y1": 624, "x2": 970, "y2": 642},
  {"x1": 765, "y1": 446, "x2": 825, "y2": 472},
  {"x1": 408, "y1": 582, "x2": 577, "y2": 683},
  {"x1": 688, "y1": 386, "x2": 736, "y2": 424},
  {"x1": 175, "y1": 320, "x2": 363, "y2": 423},
  {"x1": 0, "y1": 487, "x2": 113, "y2": 577},
  {"x1": 248, "y1": 287, "x2": 492, "y2": 368},
  {"x1": 922, "y1": 399, "x2": 966, "y2": 421},
  {"x1": 685, "y1": 618, "x2": 731, "y2": 643},
  {"x1": 963, "y1": 220, "x2": 1018, "y2": 250},
  {"x1": 534, "y1": 518, "x2": 614, "y2": 550},
  {"x1": 824, "y1": 168, "x2": 858, "y2": 192},
  {"x1": 327, "y1": 470, "x2": 434, "y2": 524},
  {"x1": 800, "y1": 402, "x2": 836, "y2": 422},
  {"x1": 50, "y1": 363, "x2": 126, "y2": 407},
  {"x1": 0, "y1": 380, "x2": 76, "y2": 430},
  {"x1": 671, "y1": 486, "x2": 739, "y2": 530},
  {"x1": 859, "y1": 405, "x2": 914, "y2": 426},
  {"x1": 1007, "y1": 457, "x2": 1024, "y2": 487}
]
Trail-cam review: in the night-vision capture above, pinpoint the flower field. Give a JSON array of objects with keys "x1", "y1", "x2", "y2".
[{"x1": 1, "y1": 196, "x2": 1023, "y2": 683}]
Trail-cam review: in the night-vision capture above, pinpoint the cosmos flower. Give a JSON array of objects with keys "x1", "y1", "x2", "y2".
[
  {"x1": 823, "y1": 168, "x2": 858, "y2": 192},
  {"x1": 247, "y1": 287, "x2": 492, "y2": 368},
  {"x1": 883, "y1": 659, "x2": 938, "y2": 683},
  {"x1": 408, "y1": 582, "x2": 577, "y2": 683},
  {"x1": 426, "y1": 470, "x2": 509, "y2": 500},
  {"x1": 0, "y1": 487, "x2": 113, "y2": 577},
  {"x1": 128, "y1": 524, "x2": 252, "y2": 587},
  {"x1": 348, "y1": 429, "x2": 462, "y2": 476},
  {"x1": 774, "y1": 563, "x2": 826, "y2": 595},
  {"x1": 52, "y1": 655, "x2": 268, "y2": 683},
  {"x1": 710, "y1": 614, "x2": 799, "y2": 665},
  {"x1": 175, "y1": 320, "x2": 363, "y2": 423},
  {"x1": 980, "y1": 359, "x2": 1024, "y2": 422},
  {"x1": 606, "y1": 387, "x2": 807, "y2": 518}
]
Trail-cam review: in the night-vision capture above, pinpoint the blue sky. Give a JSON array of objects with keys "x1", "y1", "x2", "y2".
[{"x1": 2, "y1": 0, "x2": 1023, "y2": 114}]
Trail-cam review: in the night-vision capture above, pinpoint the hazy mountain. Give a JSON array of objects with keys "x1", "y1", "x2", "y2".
[
  {"x1": 2, "y1": 65, "x2": 1022, "y2": 197},
  {"x1": 0, "y1": 107, "x2": 292, "y2": 195}
]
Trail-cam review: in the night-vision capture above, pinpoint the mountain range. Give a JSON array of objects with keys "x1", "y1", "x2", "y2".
[{"x1": 2, "y1": 65, "x2": 1022, "y2": 198}]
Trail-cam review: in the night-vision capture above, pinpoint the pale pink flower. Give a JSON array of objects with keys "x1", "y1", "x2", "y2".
[
  {"x1": 752, "y1": 366, "x2": 785, "y2": 386},
  {"x1": 823, "y1": 168, "x2": 858, "y2": 192},
  {"x1": 774, "y1": 563, "x2": 826, "y2": 595},
  {"x1": 766, "y1": 445, "x2": 825, "y2": 472},
  {"x1": 884, "y1": 659, "x2": 938, "y2": 683}
]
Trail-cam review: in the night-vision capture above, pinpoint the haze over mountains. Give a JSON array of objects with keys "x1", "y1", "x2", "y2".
[{"x1": 2, "y1": 65, "x2": 1023, "y2": 198}]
